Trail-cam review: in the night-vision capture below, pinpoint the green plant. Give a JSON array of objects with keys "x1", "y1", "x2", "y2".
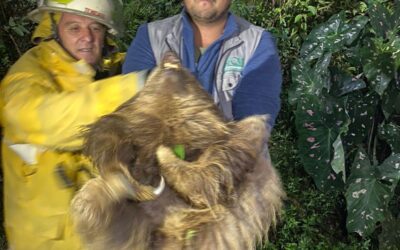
[
  {"x1": 289, "y1": 0, "x2": 400, "y2": 248},
  {"x1": 232, "y1": 0, "x2": 365, "y2": 87},
  {"x1": 119, "y1": 0, "x2": 181, "y2": 49},
  {"x1": 253, "y1": 122, "x2": 373, "y2": 249},
  {"x1": 0, "y1": 0, "x2": 35, "y2": 78}
]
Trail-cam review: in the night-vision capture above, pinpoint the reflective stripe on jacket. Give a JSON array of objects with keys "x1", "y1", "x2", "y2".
[{"x1": 0, "y1": 40, "x2": 141, "y2": 250}]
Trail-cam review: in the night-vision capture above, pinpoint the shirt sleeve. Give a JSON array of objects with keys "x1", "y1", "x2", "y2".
[
  {"x1": 122, "y1": 24, "x2": 157, "y2": 73},
  {"x1": 232, "y1": 31, "x2": 283, "y2": 128},
  {"x1": 1, "y1": 73, "x2": 141, "y2": 150}
]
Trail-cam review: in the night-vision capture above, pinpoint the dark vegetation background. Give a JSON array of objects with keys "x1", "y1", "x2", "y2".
[{"x1": 1, "y1": 0, "x2": 398, "y2": 249}]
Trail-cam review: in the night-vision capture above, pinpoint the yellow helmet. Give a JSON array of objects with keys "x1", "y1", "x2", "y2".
[{"x1": 28, "y1": 0, "x2": 123, "y2": 36}]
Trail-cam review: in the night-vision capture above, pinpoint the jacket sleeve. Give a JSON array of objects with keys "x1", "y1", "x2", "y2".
[
  {"x1": 1, "y1": 72, "x2": 141, "y2": 150},
  {"x1": 122, "y1": 24, "x2": 157, "y2": 73},
  {"x1": 232, "y1": 31, "x2": 283, "y2": 128}
]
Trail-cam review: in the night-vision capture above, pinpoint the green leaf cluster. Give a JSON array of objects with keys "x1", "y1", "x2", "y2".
[
  {"x1": 290, "y1": 0, "x2": 400, "y2": 246},
  {"x1": 119, "y1": 0, "x2": 181, "y2": 50},
  {"x1": 0, "y1": 0, "x2": 36, "y2": 78}
]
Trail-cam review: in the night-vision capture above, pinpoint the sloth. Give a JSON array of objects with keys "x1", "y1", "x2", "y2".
[{"x1": 71, "y1": 52, "x2": 285, "y2": 250}]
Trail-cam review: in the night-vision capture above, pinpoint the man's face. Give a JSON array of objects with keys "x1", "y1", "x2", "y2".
[
  {"x1": 58, "y1": 13, "x2": 106, "y2": 66},
  {"x1": 183, "y1": 0, "x2": 231, "y2": 24}
]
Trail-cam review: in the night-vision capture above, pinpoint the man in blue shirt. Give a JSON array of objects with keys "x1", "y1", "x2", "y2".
[{"x1": 123, "y1": 0, "x2": 282, "y2": 128}]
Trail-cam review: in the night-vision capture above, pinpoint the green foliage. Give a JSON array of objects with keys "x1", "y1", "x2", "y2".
[
  {"x1": 290, "y1": 0, "x2": 400, "y2": 247},
  {"x1": 346, "y1": 150, "x2": 400, "y2": 237},
  {"x1": 119, "y1": 0, "x2": 181, "y2": 49},
  {"x1": 379, "y1": 213, "x2": 400, "y2": 250},
  {"x1": 258, "y1": 122, "x2": 371, "y2": 249},
  {"x1": 0, "y1": 0, "x2": 35, "y2": 78},
  {"x1": 231, "y1": 0, "x2": 366, "y2": 88}
]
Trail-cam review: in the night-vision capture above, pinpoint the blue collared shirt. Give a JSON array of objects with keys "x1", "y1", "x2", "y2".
[{"x1": 123, "y1": 11, "x2": 282, "y2": 128}]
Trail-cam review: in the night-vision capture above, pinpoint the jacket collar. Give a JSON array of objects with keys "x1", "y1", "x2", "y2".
[{"x1": 37, "y1": 40, "x2": 95, "y2": 77}]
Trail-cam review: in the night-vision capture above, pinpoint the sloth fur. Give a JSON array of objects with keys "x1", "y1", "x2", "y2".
[{"x1": 71, "y1": 52, "x2": 285, "y2": 250}]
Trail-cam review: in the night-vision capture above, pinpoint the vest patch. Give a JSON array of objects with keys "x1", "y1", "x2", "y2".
[{"x1": 224, "y1": 57, "x2": 244, "y2": 72}]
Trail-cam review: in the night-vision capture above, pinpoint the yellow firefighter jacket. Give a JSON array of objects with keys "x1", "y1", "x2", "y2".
[{"x1": 0, "y1": 40, "x2": 141, "y2": 250}]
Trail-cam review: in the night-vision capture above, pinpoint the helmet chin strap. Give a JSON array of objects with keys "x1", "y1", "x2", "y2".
[
  {"x1": 50, "y1": 13, "x2": 76, "y2": 64},
  {"x1": 49, "y1": 12, "x2": 60, "y2": 42}
]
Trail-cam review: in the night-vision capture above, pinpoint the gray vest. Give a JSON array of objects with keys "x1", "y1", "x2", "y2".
[{"x1": 147, "y1": 14, "x2": 264, "y2": 120}]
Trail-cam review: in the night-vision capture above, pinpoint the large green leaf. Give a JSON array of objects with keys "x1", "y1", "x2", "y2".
[
  {"x1": 331, "y1": 135, "x2": 346, "y2": 182},
  {"x1": 376, "y1": 153, "x2": 400, "y2": 189},
  {"x1": 300, "y1": 12, "x2": 368, "y2": 62},
  {"x1": 290, "y1": 0, "x2": 400, "y2": 241},
  {"x1": 346, "y1": 150, "x2": 400, "y2": 237},
  {"x1": 391, "y1": 36, "x2": 400, "y2": 67},
  {"x1": 330, "y1": 67, "x2": 367, "y2": 96},
  {"x1": 343, "y1": 91, "x2": 379, "y2": 146},
  {"x1": 368, "y1": 1, "x2": 397, "y2": 39},
  {"x1": 289, "y1": 55, "x2": 331, "y2": 105},
  {"x1": 363, "y1": 52, "x2": 394, "y2": 96},
  {"x1": 382, "y1": 81, "x2": 400, "y2": 118},
  {"x1": 378, "y1": 123, "x2": 400, "y2": 153},
  {"x1": 295, "y1": 94, "x2": 346, "y2": 191},
  {"x1": 343, "y1": 46, "x2": 368, "y2": 70}
]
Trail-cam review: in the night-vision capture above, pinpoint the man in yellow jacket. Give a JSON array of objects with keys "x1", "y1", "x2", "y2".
[{"x1": 0, "y1": 0, "x2": 143, "y2": 249}]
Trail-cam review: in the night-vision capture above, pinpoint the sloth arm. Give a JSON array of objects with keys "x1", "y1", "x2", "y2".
[{"x1": 156, "y1": 115, "x2": 268, "y2": 208}]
